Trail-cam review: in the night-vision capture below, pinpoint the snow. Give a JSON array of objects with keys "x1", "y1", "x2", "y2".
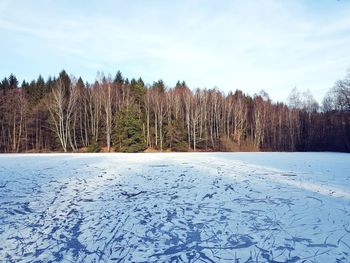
[{"x1": 0, "y1": 152, "x2": 349, "y2": 262}]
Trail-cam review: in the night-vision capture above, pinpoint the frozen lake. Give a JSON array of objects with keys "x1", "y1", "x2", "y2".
[{"x1": 0, "y1": 153, "x2": 349, "y2": 262}]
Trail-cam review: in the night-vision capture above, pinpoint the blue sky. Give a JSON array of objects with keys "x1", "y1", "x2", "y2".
[{"x1": 0, "y1": 0, "x2": 350, "y2": 102}]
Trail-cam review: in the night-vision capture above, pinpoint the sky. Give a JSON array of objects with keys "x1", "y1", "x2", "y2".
[{"x1": 0, "y1": 0, "x2": 350, "y2": 102}]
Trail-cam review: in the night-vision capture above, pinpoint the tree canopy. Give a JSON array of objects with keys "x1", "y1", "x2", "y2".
[{"x1": 0, "y1": 70, "x2": 349, "y2": 153}]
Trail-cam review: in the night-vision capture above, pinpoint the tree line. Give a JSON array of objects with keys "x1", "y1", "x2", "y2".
[{"x1": 0, "y1": 70, "x2": 349, "y2": 153}]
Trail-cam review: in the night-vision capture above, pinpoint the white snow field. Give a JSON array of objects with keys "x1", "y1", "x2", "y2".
[{"x1": 0, "y1": 153, "x2": 349, "y2": 262}]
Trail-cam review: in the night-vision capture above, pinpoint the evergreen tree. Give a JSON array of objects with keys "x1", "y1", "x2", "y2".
[
  {"x1": 137, "y1": 77, "x2": 144, "y2": 87},
  {"x1": 21, "y1": 80, "x2": 29, "y2": 89},
  {"x1": 0, "y1": 77, "x2": 9, "y2": 91},
  {"x1": 24, "y1": 75, "x2": 50, "y2": 105},
  {"x1": 130, "y1": 77, "x2": 146, "y2": 105},
  {"x1": 58, "y1": 70, "x2": 71, "y2": 96},
  {"x1": 153, "y1": 79, "x2": 165, "y2": 93},
  {"x1": 130, "y1": 78, "x2": 137, "y2": 86},
  {"x1": 114, "y1": 70, "x2": 124, "y2": 85},
  {"x1": 113, "y1": 107, "x2": 146, "y2": 153},
  {"x1": 8, "y1": 74, "x2": 18, "y2": 89},
  {"x1": 45, "y1": 77, "x2": 54, "y2": 93},
  {"x1": 25, "y1": 80, "x2": 37, "y2": 105},
  {"x1": 76, "y1": 77, "x2": 85, "y2": 90},
  {"x1": 87, "y1": 136, "x2": 101, "y2": 152},
  {"x1": 165, "y1": 118, "x2": 188, "y2": 151},
  {"x1": 37, "y1": 75, "x2": 45, "y2": 98}
]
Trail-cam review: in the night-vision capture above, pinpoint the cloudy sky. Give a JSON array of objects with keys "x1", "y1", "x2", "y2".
[{"x1": 0, "y1": 0, "x2": 350, "y2": 102}]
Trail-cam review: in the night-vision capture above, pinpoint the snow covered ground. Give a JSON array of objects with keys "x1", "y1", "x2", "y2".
[{"x1": 0, "y1": 152, "x2": 349, "y2": 262}]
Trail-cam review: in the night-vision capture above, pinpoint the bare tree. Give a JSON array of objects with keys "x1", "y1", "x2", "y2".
[
  {"x1": 101, "y1": 78, "x2": 113, "y2": 151},
  {"x1": 47, "y1": 79, "x2": 77, "y2": 152}
]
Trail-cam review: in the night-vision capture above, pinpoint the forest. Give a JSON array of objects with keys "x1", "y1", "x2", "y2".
[{"x1": 0, "y1": 70, "x2": 349, "y2": 153}]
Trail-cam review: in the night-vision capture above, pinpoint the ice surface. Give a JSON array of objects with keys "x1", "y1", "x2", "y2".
[{"x1": 0, "y1": 152, "x2": 349, "y2": 262}]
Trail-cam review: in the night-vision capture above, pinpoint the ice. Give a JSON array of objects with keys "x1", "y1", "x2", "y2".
[{"x1": 0, "y1": 152, "x2": 349, "y2": 262}]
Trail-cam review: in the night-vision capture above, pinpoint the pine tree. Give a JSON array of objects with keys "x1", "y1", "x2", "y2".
[
  {"x1": 113, "y1": 106, "x2": 146, "y2": 153},
  {"x1": 165, "y1": 118, "x2": 188, "y2": 151},
  {"x1": 8, "y1": 74, "x2": 18, "y2": 89},
  {"x1": 76, "y1": 77, "x2": 85, "y2": 90},
  {"x1": 45, "y1": 77, "x2": 54, "y2": 93},
  {"x1": 130, "y1": 77, "x2": 146, "y2": 105},
  {"x1": 153, "y1": 79, "x2": 165, "y2": 93},
  {"x1": 24, "y1": 75, "x2": 49, "y2": 105},
  {"x1": 87, "y1": 136, "x2": 101, "y2": 152},
  {"x1": 0, "y1": 77, "x2": 9, "y2": 93},
  {"x1": 37, "y1": 75, "x2": 45, "y2": 99},
  {"x1": 114, "y1": 70, "x2": 124, "y2": 85},
  {"x1": 21, "y1": 80, "x2": 29, "y2": 89},
  {"x1": 58, "y1": 70, "x2": 71, "y2": 96}
]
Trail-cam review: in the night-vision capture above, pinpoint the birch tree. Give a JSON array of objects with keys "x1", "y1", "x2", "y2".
[{"x1": 47, "y1": 79, "x2": 77, "y2": 152}]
